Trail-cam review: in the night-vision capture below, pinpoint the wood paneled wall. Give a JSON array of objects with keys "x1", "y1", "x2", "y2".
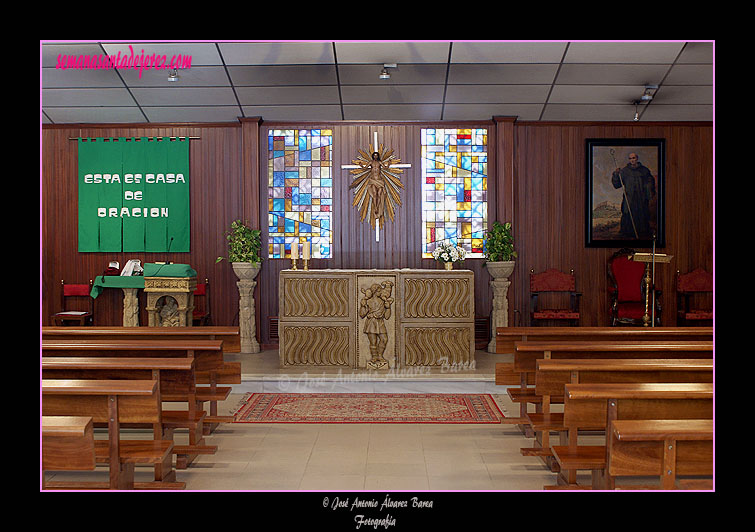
[
  {"x1": 41, "y1": 118, "x2": 713, "y2": 341},
  {"x1": 510, "y1": 121, "x2": 714, "y2": 327}
]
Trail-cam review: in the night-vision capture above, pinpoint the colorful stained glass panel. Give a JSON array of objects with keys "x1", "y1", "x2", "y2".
[
  {"x1": 268, "y1": 129, "x2": 333, "y2": 258},
  {"x1": 421, "y1": 128, "x2": 487, "y2": 258}
]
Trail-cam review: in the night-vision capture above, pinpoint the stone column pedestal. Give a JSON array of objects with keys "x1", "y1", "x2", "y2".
[
  {"x1": 232, "y1": 262, "x2": 261, "y2": 353},
  {"x1": 485, "y1": 261, "x2": 516, "y2": 353}
]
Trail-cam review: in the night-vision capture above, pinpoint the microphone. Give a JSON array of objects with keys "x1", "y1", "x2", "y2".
[{"x1": 165, "y1": 236, "x2": 174, "y2": 265}]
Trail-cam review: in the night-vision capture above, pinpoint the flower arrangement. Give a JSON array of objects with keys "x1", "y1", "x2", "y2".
[
  {"x1": 432, "y1": 242, "x2": 467, "y2": 264},
  {"x1": 216, "y1": 219, "x2": 262, "y2": 264}
]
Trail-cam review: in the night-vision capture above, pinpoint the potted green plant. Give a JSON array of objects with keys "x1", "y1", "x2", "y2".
[
  {"x1": 483, "y1": 221, "x2": 517, "y2": 280},
  {"x1": 216, "y1": 219, "x2": 262, "y2": 280}
]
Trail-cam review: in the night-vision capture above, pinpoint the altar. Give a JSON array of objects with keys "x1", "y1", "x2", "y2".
[{"x1": 278, "y1": 269, "x2": 475, "y2": 370}]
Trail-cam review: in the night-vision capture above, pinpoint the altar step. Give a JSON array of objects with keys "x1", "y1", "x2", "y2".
[{"x1": 234, "y1": 372, "x2": 501, "y2": 394}]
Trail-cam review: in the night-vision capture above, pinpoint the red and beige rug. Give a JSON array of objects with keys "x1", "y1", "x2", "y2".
[{"x1": 232, "y1": 393, "x2": 504, "y2": 424}]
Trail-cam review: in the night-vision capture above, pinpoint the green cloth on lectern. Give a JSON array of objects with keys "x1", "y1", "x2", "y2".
[
  {"x1": 90, "y1": 264, "x2": 196, "y2": 298},
  {"x1": 90, "y1": 276, "x2": 145, "y2": 298},
  {"x1": 142, "y1": 263, "x2": 197, "y2": 278}
]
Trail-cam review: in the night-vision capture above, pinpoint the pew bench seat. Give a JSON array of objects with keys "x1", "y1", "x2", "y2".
[{"x1": 608, "y1": 419, "x2": 713, "y2": 490}]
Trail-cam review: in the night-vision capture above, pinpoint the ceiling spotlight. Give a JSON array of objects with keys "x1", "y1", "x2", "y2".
[
  {"x1": 640, "y1": 84, "x2": 658, "y2": 102},
  {"x1": 633, "y1": 101, "x2": 640, "y2": 122},
  {"x1": 168, "y1": 68, "x2": 179, "y2": 82},
  {"x1": 379, "y1": 63, "x2": 397, "y2": 80}
]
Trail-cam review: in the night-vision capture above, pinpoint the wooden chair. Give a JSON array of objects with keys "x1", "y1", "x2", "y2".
[
  {"x1": 51, "y1": 280, "x2": 94, "y2": 326},
  {"x1": 676, "y1": 268, "x2": 713, "y2": 326},
  {"x1": 608, "y1": 249, "x2": 661, "y2": 326},
  {"x1": 529, "y1": 269, "x2": 581, "y2": 326},
  {"x1": 192, "y1": 278, "x2": 211, "y2": 326}
]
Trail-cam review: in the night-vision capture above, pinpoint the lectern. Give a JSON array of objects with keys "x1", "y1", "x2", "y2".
[{"x1": 631, "y1": 252, "x2": 673, "y2": 327}]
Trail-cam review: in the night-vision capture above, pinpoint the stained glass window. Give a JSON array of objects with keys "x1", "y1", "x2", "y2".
[
  {"x1": 421, "y1": 128, "x2": 488, "y2": 258},
  {"x1": 267, "y1": 129, "x2": 333, "y2": 258}
]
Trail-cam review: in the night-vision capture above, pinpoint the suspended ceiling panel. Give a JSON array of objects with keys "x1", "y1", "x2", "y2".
[{"x1": 41, "y1": 40, "x2": 714, "y2": 124}]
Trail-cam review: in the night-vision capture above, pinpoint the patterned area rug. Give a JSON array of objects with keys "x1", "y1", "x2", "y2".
[{"x1": 233, "y1": 393, "x2": 504, "y2": 424}]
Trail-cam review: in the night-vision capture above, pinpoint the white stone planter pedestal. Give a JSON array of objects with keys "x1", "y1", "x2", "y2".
[
  {"x1": 485, "y1": 261, "x2": 515, "y2": 353},
  {"x1": 232, "y1": 262, "x2": 261, "y2": 353}
]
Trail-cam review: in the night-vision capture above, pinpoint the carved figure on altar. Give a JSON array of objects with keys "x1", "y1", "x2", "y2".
[
  {"x1": 157, "y1": 296, "x2": 180, "y2": 327},
  {"x1": 359, "y1": 280, "x2": 394, "y2": 369}
]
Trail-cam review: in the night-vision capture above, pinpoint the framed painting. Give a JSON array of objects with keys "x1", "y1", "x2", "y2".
[{"x1": 585, "y1": 138, "x2": 665, "y2": 248}]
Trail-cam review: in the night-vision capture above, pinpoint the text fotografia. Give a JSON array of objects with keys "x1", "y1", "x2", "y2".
[
  {"x1": 56, "y1": 45, "x2": 192, "y2": 78},
  {"x1": 326, "y1": 494, "x2": 433, "y2": 529}
]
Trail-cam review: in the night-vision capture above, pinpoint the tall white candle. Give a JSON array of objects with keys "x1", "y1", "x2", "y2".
[
  {"x1": 303, "y1": 241, "x2": 311, "y2": 260},
  {"x1": 376, "y1": 219, "x2": 380, "y2": 242},
  {"x1": 374, "y1": 132, "x2": 378, "y2": 152},
  {"x1": 291, "y1": 242, "x2": 298, "y2": 260}
]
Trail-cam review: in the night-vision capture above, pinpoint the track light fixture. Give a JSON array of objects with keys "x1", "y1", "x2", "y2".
[
  {"x1": 379, "y1": 63, "x2": 397, "y2": 80},
  {"x1": 168, "y1": 68, "x2": 179, "y2": 82}
]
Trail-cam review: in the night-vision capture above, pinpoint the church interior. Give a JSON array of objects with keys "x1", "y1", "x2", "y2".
[{"x1": 40, "y1": 41, "x2": 714, "y2": 499}]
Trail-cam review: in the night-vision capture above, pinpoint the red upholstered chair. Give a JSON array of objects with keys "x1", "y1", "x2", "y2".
[
  {"x1": 51, "y1": 280, "x2": 94, "y2": 326},
  {"x1": 608, "y1": 248, "x2": 662, "y2": 326},
  {"x1": 529, "y1": 268, "x2": 581, "y2": 326},
  {"x1": 676, "y1": 268, "x2": 713, "y2": 326},
  {"x1": 192, "y1": 278, "x2": 211, "y2": 326}
]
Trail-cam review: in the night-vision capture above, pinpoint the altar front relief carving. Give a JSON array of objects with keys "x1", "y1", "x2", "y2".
[{"x1": 279, "y1": 269, "x2": 474, "y2": 370}]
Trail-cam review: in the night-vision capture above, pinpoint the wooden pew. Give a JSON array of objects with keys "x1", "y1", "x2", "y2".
[
  {"x1": 607, "y1": 419, "x2": 713, "y2": 490},
  {"x1": 42, "y1": 379, "x2": 182, "y2": 490},
  {"x1": 524, "y1": 358, "x2": 713, "y2": 470},
  {"x1": 42, "y1": 416, "x2": 96, "y2": 488},
  {"x1": 495, "y1": 326, "x2": 713, "y2": 354},
  {"x1": 501, "y1": 340, "x2": 713, "y2": 435},
  {"x1": 42, "y1": 325, "x2": 241, "y2": 352},
  {"x1": 41, "y1": 337, "x2": 239, "y2": 435},
  {"x1": 549, "y1": 382, "x2": 713, "y2": 489},
  {"x1": 41, "y1": 356, "x2": 216, "y2": 469},
  {"x1": 42, "y1": 338, "x2": 227, "y2": 469}
]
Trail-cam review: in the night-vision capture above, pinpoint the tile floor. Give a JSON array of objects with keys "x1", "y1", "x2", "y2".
[{"x1": 40, "y1": 349, "x2": 631, "y2": 491}]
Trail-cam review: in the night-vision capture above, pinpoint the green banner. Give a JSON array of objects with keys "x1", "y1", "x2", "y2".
[{"x1": 78, "y1": 137, "x2": 190, "y2": 252}]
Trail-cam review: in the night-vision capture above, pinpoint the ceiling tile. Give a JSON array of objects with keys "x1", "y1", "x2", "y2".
[
  {"x1": 663, "y1": 64, "x2": 714, "y2": 85},
  {"x1": 549, "y1": 85, "x2": 643, "y2": 104},
  {"x1": 450, "y1": 41, "x2": 567, "y2": 63},
  {"x1": 541, "y1": 104, "x2": 640, "y2": 121},
  {"x1": 41, "y1": 43, "x2": 106, "y2": 68},
  {"x1": 228, "y1": 65, "x2": 338, "y2": 86},
  {"x1": 143, "y1": 106, "x2": 241, "y2": 123},
  {"x1": 236, "y1": 86, "x2": 340, "y2": 105},
  {"x1": 42, "y1": 67, "x2": 124, "y2": 88},
  {"x1": 341, "y1": 85, "x2": 445, "y2": 104},
  {"x1": 118, "y1": 66, "x2": 230, "y2": 87},
  {"x1": 100, "y1": 42, "x2": 222, "y2": 66},
  {"x1": 445, "y1": 84, "x2": 550, "y2": 103},
  {"x1": 640, "y1": 104, "x2": 713, "y2": 121},
  {"x1": 219, "y1": 42, "x2": 335, "y2": 65},
  {"x1": 652, "y1": 85, "x2": 713, "y2": 105},
  {"x1": 337, "y1": 64, "x2": 447, "y2": 85},
  {"x1": 242, "y1": 105, "x2": 343, "y2": 121},
  {"x1": 676, "y1": 42, "x2": 714, "y2": 64},
  {"x1": 43, "y1": 107, "x2": 146, "y2": 123},
  {"x1": 448, "y1": 64, "x2": 559, "y2": 84},
  {"x1": 335, "y1": 42, "x2": 450, "y2": 64},
  {"x1": 563, "y1": 42, "x2": 685, "y2": 63},
  {"x1": 43, "y1": 87, "x2": 135, "y2": 107},
  {"x1": 555, "y1": 64, "x2": 670, "y2": 85},
  {"x1": 443, "y1": 103, "x2": 543, "y2": 121},
  {"x1": 342, "y1": 104, "x2": 442, "y2": 120},
  {"x1": 131, "y1": 87, "x2": 238, "y2": 106}
]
